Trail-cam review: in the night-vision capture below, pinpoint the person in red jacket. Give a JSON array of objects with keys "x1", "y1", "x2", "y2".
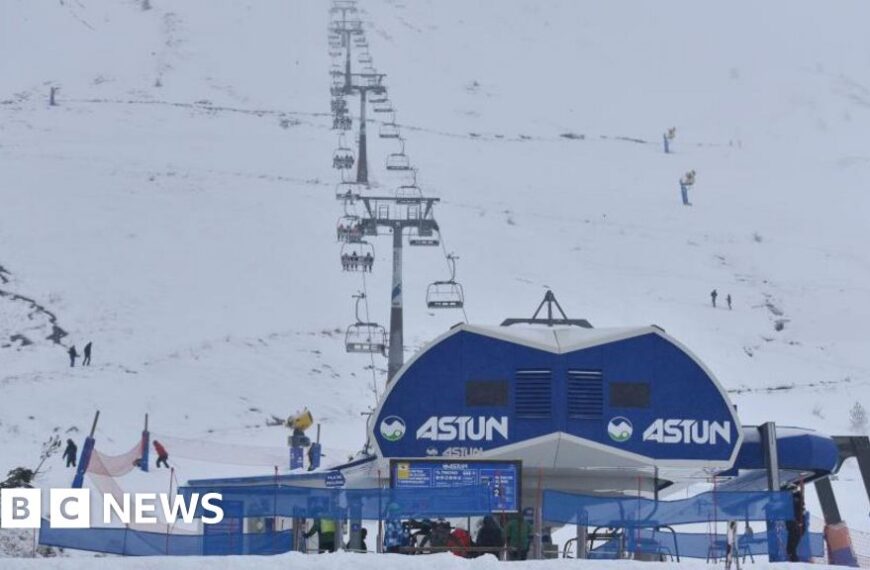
[
  {"x1": 447, "y1": 524, "x2": 473, "y2": 558},
  {"x1": 153, "y1": 440, "x2": 170, "y2": 468}
]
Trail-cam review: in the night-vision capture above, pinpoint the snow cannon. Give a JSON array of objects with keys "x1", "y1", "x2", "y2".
[
  {"x1": 286, "y1": 408, "x2": 314, "y2": 433},
  {"x1": 286, "y1": 408, "x2": 314, "y2": 469}
]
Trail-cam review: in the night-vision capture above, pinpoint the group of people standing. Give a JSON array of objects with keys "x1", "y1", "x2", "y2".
[
  {"x1": 710, "y1": 289, "x2": 733, "y2": 310},
  {"x1": 62, "y1": 438, "x2": 170, "y2": 470},
  {"x1": 381, "y1": 510, "x2": 538, "y2": 559},
  {"x1": 67, "y1": 341, "x2": 93, "y2": 367}
]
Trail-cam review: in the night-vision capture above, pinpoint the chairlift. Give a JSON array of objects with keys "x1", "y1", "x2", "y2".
[
  {"x1": 335, "y1": 178, "x2": 365, "y2": 202},
  {"x1": 331, "y1": 97, "x2": 347, "y2": 114},
  {"x1": 330, "y1": 85, "x2": 346, "y2": 97},
  {"x1": 373, "y1": 99, "x2": 394, "y2": 113},
  {"x1": 370, "y1": 93, "x2": 388, "y2": 104},
  {"x1": 386, "y1": 139, "x2": 411, "y2": 170},
  {"x1": 345, "y1": 293, "x2": 387, "y2": 354},
  {"x1": 359, "y1": 51, "x2": 373, "y2": 65},
  {"x1": 426, "y1": 255, "x2": 465, "y2": 309},
  {"x1": 336, "y1": 215, "x2": 363, "y2": 243},
  {"x1": 408, "y1": 224, "x2": 440, "y2": 247},
  {"x1": 333, "y1": 114, "x2": 352, "y2": 130},
  {"x1": 329, "y1": 48, "x2": 342, "y2": 58},
  {"x1": 379, "y1": 116, "x2": 400, "y2": 139},
  {"x1": 340, "y1": 241, "x2": 375, "y2": 272},
  {"x1": 395, "y1": 183, "x2": 423, "y2": 204},
  {"x1": 332, "y1": 134, "x2": 355, "y2": 170}
]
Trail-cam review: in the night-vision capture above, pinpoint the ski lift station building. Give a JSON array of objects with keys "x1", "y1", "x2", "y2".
[{"x1": 360, "y1": 316, "x2": 841, "y2": 504}]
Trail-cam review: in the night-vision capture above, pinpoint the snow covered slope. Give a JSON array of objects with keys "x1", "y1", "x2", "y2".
[{"x1": 1, "y1": 0, "x2": 869, "y2": 544}]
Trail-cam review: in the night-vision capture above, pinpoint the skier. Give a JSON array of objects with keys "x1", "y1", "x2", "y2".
[
  {"x1": 475, "y1": 515, "x2": 504, "y2": 556},
  {"x1": 350, "y1": 251, "x2": 359, "y2": 271},
  {"x1": 711, "y1": 289, "x2": 718, "y2": 308},
  {"x1": 364, "y1": 252, "x2": 373, "y2": 272},
  {"x1": 68, "y1": 345, "x2": 78, "y2": 367},
  {"x1": 447, "y1": 523, "x2": 473, "y2": 558},
  {"x1": 505, "y1": 510, "x2": 532, "y2": 560},
  {"x1": 346, "y1": 527, "x2": 368, "y2": 552},
  {"x1": 726, "y1": 294, "x2": 732, "y2": 310},
  {"x1": 663, "y1": 127, "x2": 676, "y2": 154},
  {"x1": 304, "y1": 517, "x2": 337, "y2": 553},
  {"x1": 383, "y1": 504, "x2": 409, "y2": 553},
  {"x1": 679, "y1": 169, "x2": 696, "y2": 206},
  {"x1": 786, "y1": 486, "x2": 807, "y2": 562},
  {"x1": 82, "y1": 341, "x2": 92, "y2": 366},
  {"x1": 62, "y1": 439, "x2": 78, "y2": 468},
  {"x1": 153, "y1": 440, "x2": 170, "y2": 468}
]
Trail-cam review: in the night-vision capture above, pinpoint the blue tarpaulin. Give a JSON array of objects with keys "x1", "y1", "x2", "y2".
[
  {"x1": 38, "y1": 520, "x2": 293, "y2": 556},
  {"x1": 543, "y1": 490, "x2": 794, "y2": 527}
]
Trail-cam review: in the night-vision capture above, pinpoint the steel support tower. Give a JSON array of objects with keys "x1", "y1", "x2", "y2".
[{"x1": 357, "y1": 196, "x2": 440, "y2": 381}]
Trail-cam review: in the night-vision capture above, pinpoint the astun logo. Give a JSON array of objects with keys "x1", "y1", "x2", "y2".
[
  {"x1": 416, "y1": 416, "x2": 508, "y2": 442},
  {"x1": 643, "y1": 419, "x2": 731, "y2": 445},
  {"x1": 380, "y1": 416, "x2": 406, "y2": 442},
  {"x1": 607, "y1": 417, "x2": 633, "y2": 443}
]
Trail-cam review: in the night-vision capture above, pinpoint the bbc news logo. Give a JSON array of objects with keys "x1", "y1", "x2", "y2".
[{"x1": 0, "y1": 489, "x2": 224, "y2": 529}]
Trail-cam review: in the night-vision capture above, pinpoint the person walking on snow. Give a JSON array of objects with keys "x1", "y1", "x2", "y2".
[
  {"x1": 710, "y1": 289, "x2": 718, "y2": 308},
  {"x1": 727, "y1": 294, "x2": 732, "y2": 310},
  {"x1": 82, "y1": 341, "x2": 92, "y2": 366},
  {"x1": 679, "y1": 169, "x2": 696, "y2": 206},
  {"x1": 68, "y1": 345, "x2": 78, "y2": 367},
  {"x1": 62, "y1": 439, "x2": 78, "y2": 468},
  {"x1": 153, "y1": 440, "x2": 170, "y2": 468}
]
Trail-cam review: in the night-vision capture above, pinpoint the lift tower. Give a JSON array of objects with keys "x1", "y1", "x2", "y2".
[
  {"x1": 328, "y1": 19, "x2": 363, "y2": 96},
  {"x1": 329, "y1": 5, "x2": 359, "y2": 88},
  {"x1": 346, "y1": 73, "x2": 386, "y2": 185},
  {"x1": 356, "y1": 195, "x2": 440, "y2": 381}
]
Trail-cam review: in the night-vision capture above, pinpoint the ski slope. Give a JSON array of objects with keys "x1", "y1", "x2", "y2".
[{"x1": 1, "y1": 0, "x2": 870, "y2": 557}]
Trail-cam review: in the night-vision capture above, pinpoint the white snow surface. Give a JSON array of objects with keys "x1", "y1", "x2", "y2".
[
  {"x1": 0, "y1": 551, "x2": 844, "y2": 570},
  {"x1": 1, "y1": 0, "x2": 870, "y2": 559}
]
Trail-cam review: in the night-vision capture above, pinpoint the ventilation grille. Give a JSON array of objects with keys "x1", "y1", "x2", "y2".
[
  {"x1": 567, "y1": 370, "x2": 604, "y2": 419},
  {"x1": 515, "y1": 369, "x2": 552, "y2": 418}
]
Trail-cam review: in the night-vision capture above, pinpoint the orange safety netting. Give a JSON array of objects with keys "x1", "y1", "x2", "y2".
[
  {"x1": 151, "y1": 433, "x2": 289, "y2": 467},
  {"x1": 86, "y1": 440, "x2": 144, "y2": 477}
]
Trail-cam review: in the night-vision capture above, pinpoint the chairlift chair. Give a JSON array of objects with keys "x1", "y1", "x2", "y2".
[
  {"x1": 370, "y1": 93, "x2": 388, "y2": 104},
  {"x1": 333, "y1": 114, "x2": 352, "y2": 130},
  {"x1": 395, "y1": 184, "x2": 423, "y2": 204},
  {"x1": 330, "y1": 85, "x2": 346, "y2": 97},
  {"x1": 336, "y1": 214, "x2": 364, "y2": 243},
  {"x1": 331, "y1": 97, "x2": 347, "y2": 114},
  {"x1": 345, "y1": 293, "x2": 387, "y2": 355},
  {"x1": 426, "y1": 255, "x2": 465, "y2": 308},
  {"x1": 373, "y1": 99, "x2": 394, "y2": 113},
  {"x1": 340, "y1": 241, "x2": 375, "y2": 272},
  {"x1": 332, "y1": 133, "x2": 355, "y2": 169},
  {"x1": 335, "y1": 179, "x2": 365, "y2": 202},
  {"x1": 408, "y1": 224, "x2": 440, "y2": 247},
  {"x1": 379, "y1": 113, "x2": 400, "y2": 139},
  {"x1": 359, "y1": 52, "x2": 373, "y2": 65},
  {"x1": 385, "y1": 153, "x2": 410, "y2": 171}
]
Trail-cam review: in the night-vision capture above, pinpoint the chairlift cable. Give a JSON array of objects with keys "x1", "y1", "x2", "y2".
[{"x1": 360, "y1": 270, "x2": 381, "y2": 403}]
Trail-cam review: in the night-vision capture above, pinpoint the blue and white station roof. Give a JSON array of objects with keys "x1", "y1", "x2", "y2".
[{"x1": 370, "y1": 323, "x2": 744, "y2": 489}]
